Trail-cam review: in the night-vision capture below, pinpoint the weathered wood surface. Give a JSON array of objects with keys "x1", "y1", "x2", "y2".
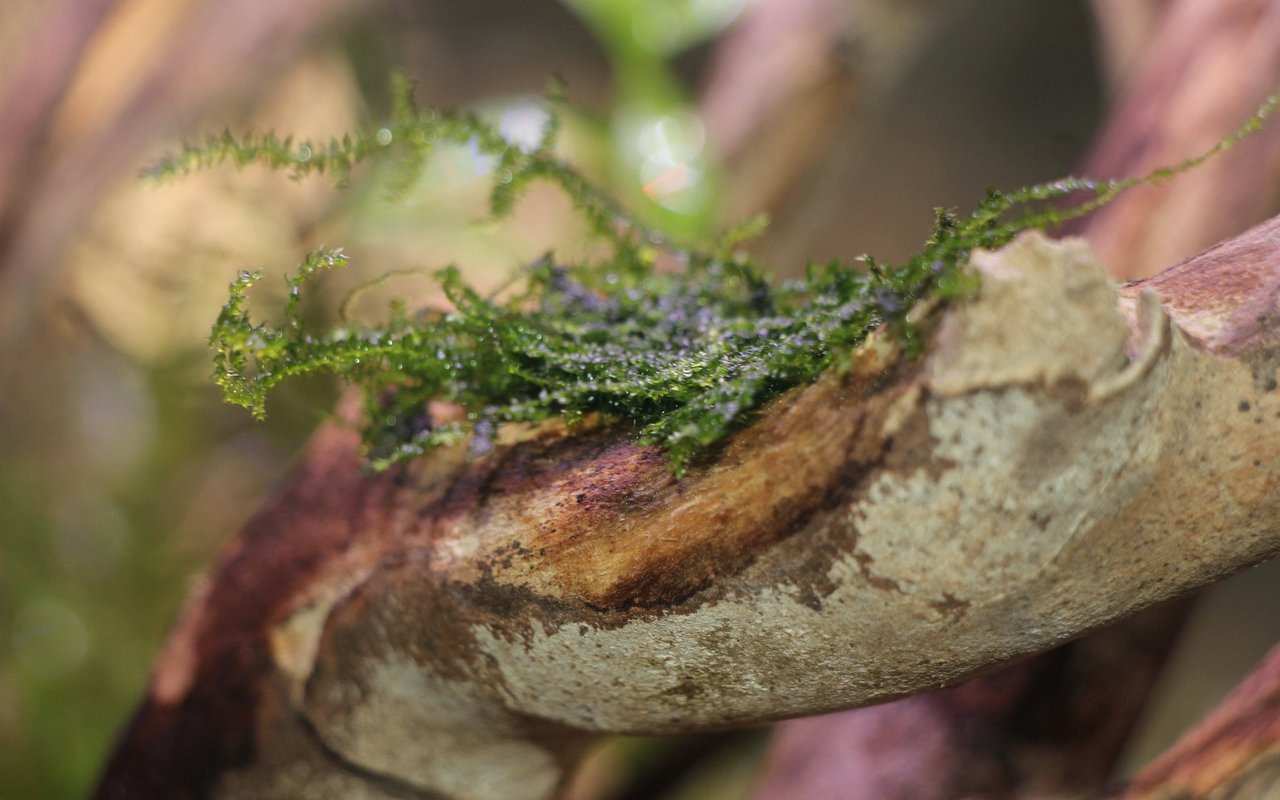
[{"x1": 94, "y1": 213, "x2": 1280, "y2": 799}]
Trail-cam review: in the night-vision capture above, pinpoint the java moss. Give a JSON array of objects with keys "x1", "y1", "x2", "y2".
[{"x1": 152, "y1": 80, "x2": 1279, "y2": 476}]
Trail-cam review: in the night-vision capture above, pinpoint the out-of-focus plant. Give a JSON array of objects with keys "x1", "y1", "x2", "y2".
[{"x1": 560, "y1": 0, "x2": 747, "y2": 238}]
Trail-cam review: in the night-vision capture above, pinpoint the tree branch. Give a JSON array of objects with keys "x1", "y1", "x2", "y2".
[
  {"x1": 1114, "y1": 640, "x2": 1280, "y2": 799},
  {"x1": 95, "y1": 204, "x2": 1280, "y2": 798}
]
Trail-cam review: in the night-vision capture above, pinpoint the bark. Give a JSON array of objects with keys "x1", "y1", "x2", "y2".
[{"x1": 1113, "y1": 641, "x2": 1280, "y2": 799}]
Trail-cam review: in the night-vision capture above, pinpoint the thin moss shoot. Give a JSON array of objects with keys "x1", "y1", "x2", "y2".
[{"x1": 153, "y1": 81, "x2": 1280, "y2": 476}]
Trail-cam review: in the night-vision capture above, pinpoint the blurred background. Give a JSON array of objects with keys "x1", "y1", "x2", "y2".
[{"x1": 2, "y1": 0, "x2": 1279, "y2": 798}]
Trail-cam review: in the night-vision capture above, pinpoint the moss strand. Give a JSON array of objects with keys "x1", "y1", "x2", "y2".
[{"x1": 156, "y1": 81, "x2": 1279, "y2": 475}]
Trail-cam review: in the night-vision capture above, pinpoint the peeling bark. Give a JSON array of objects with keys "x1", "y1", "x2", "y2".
[{"x1": 95, "y1": 215, "x2": 1280, "y2": 798}]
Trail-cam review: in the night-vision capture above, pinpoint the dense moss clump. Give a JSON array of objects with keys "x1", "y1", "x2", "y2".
[{"x1": 153, "y1": 81, "x2": 1278, "y2": 475}]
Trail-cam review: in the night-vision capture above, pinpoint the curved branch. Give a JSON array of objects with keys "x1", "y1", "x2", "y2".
[{"x1": 96, "y1": 210, "x2": 1280, "y2": 798}]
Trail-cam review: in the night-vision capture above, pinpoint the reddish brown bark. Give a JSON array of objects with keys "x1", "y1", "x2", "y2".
[
  {"x1": 93, "y1": 424, "x2": 391, "y2": 800},
  {"x1": 1114, "y1": 642, "x2": 1280, "y2": 799}
]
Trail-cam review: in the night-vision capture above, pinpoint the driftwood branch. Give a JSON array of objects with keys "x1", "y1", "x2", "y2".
[
  {"x1": 1114, "y1": 640, "x2": 1280, "y2": 798},
  {"x1": 79, "y1": 2, "x2": 1280, "y2": 797},
  {"x1": 94, "y1": 199, "x2": 1280, "y2": 798}
]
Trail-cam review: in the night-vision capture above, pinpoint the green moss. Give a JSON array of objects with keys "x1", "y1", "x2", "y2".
[{"x1": 154, "y1": 82, "x2": 1279, "y2": 476}]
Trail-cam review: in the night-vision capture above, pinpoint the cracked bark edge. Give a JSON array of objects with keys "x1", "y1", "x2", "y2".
[{"x1": 94, "y1": 221, "x2": 1280, "y2": 799}]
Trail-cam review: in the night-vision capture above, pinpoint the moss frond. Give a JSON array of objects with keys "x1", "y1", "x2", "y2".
[{"x1": 176, "y1": 80, "x2": 1279, "y2": 476}]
